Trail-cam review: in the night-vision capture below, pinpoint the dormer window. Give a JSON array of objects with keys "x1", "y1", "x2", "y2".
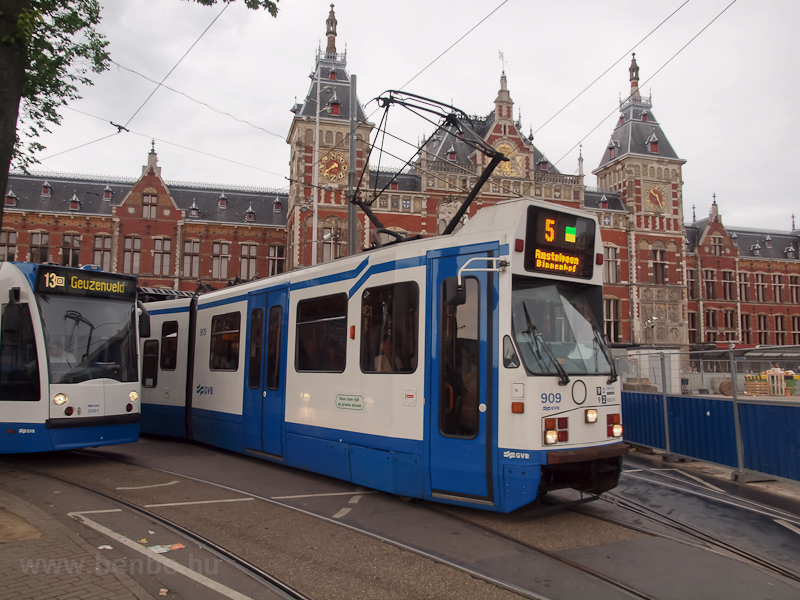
[
  {"x1": 329, "y1": 91, "x2": 341, "y2": 116},
  {"x1": 642, "y1": 111, "x2": 648, "y2": 122},
  {"x1": 600, "y1": 194, "x2": 608, "y2": 209},
  {"x1": 390, "y1": 182, "x2": 398, "y2": 191},
  {"x1": 539, "y1": 158, "x2": 549, "y2": 171},
  {"x1": 646, "y1": 132, "x2": 659, "y2": 153},
  {"x1": 619, "y1": 115, "x2": 625, "y2": 126},
  {"x1": 764, "y1": 235, "x2": 772, "y2": 248},
  {"x1": 41, "y1": 182, "x2": 51, "y2": 197},
  {"x1": 447, "y1": 145, "x2": 456, "y2": 161},
  {"x1": 69, "y1": 193, "x2": 81, "y2": 211},
  {"x1": 731, "y1": 232, "x2": 738, "y2": 247},
  {"x1": 329, "y1": 69, "x2": 337, "y2": 80},
  {"x1": 218, "y1": 193, "x2": 227, "y2": 209},
  {"x1": 189, "y1": 200, "x2": 199, "y2": 218},
  {"x1": 244, "y1": 204, "x2": 255, "y2": 222},
  {"x1": 5, "y1": 190, "x2": 17, "y2": 207},
  {"x1": 273, "y1": 198, "x2": 282, "y2": 212},
  {"x1": 103, "y1": 185, "x2": 113, "y2": 200},
  {"x1": 785, "y1": 244, "x2": 797, "y2": 259},
  {"x1": 607, "y1": 140, "x2": 618, "y2": 160},
  {"x1": 751, "y1": 243, "x2": 761, "y2": 256}
]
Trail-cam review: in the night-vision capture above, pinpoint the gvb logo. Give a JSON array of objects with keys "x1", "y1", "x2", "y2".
[{"x1": 503, "y1": 450, "x2": 530, "y2": 460}]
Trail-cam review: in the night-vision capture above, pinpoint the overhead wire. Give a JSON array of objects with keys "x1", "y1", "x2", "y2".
[
  {"x1": 531, "y1": 0, "x2": 692, "y2": 137},
  {"x1": 110, "y1": 60, "x2": 285, "y2": 139},
  {"x1": 123, "y1": 2, "x2": 230, "y2": 128},
  {"x1": 553, "y1": 0, "x2": 739, "y2": 168}
]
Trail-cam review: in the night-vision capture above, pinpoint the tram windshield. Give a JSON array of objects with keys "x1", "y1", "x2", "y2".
[
  {"x1": 511, "y1": 280, "x2": 612, "y2": 377},
  {"x1": 36, "y1": 294, "x2": 138, "y2": 384}
]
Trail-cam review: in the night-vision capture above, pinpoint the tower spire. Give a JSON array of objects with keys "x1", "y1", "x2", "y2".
[
  {"x1": 325, "y1": 4, "x2": 337, "y2": 56},
  {"x1": 629, "y1": 52, "x2": 641, "y2": 102}
]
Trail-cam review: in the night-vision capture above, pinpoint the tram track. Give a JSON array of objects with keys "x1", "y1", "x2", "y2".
[
  {"x1": 1, "y1": 459, "x2": 310, "y2": 600},
  {"x1": 74, "y1": 448, "x2": 674, "y2": 600},
  {"x1": 600, "y1": 490, "x2": 800, "y2": 586},
  {"x1": 7, "y1": 445, "x2": 799, "y2": 600},
  {"x1": 621, "y1": 462, "x2": 800, "y2": 526},
  {"x1": 3, "y1": 453, "x2": 555, "y2": 600},
  {"x1": 581, "y1": 462, "x2": 800, "y2": 587},
  {"x1": 425, "y1": 503, "x2": 661, "y2": 600}
]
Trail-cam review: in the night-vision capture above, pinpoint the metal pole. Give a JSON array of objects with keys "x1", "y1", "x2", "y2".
[
  {"x1": 312, "y1": 63, "x2": 321, "y2": 266},
  {"x1": 660, "y1": 351, "x2": 672, "y2": 457},
  {"x1": 348, "y1": 74, "x2": 358, "y2": 256},
  {"x1": 729, "y1": 343, "x2": 747, "y2": 478}
]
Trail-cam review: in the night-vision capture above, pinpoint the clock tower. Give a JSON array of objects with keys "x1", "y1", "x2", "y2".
[
  {"x1": 593, "y1": 54, "x2": 688, "y2": 347},
  {"x1": 286, "y1": 5, "x2": 372, "y2": 268}
]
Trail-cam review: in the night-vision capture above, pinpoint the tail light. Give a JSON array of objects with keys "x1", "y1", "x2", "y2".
[
  {"x1": 544, "y1": 417, "x2": 568, "y2": 445},
  {"x1": 607, "y1": 413, "x2": 622, "y2": 437}
]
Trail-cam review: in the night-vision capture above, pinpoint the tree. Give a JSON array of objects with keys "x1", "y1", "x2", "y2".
[{"x1": 0, "y1": 0, "x2": 278, "y2": 231}]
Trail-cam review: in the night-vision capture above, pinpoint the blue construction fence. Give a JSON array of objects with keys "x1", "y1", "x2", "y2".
[
  {"x1": 617, "y1": 347, "x2": 800, "y2": 482},
  {"x1": 621, "y1": 392, "x2": 800, "y2": 481}
]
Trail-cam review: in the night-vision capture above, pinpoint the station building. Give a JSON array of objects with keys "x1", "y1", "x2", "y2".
[{"x1": 3, "y1": 7, "x2": 799, "y2": 351}]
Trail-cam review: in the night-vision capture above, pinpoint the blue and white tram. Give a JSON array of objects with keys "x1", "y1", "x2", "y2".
[
  {"x1": 140, "y1": 198, "x2": 627, "y2": 512},
  {"x1": 0, "y1": 263, "x2": 146, "y2": 453}
]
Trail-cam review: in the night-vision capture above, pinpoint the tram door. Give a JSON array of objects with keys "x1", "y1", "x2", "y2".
[
  {"x1": 428, "y1": 250, "x2": 496, "y2": 504},
  {"x1": 244, "y1": 287, "x2": 287, "y2": 457}
]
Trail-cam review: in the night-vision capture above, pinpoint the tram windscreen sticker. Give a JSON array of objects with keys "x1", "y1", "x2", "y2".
[{"x1": 524, "y1": 206, "x2": 596, "y2": 279}]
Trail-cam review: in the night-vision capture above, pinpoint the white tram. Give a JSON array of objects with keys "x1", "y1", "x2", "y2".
[
  {"x1": 140, "y1": 198, "x2": 626, "y2": 512},
  {"x1": 0, "y1": 263, "x2": 146, "y2": 453}
]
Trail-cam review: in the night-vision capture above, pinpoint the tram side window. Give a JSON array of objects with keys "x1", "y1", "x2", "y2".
[
  {"x1": 209, "y1": 312, "x2": 241, "y2": 371},
  {"x1": 439, "y1": 277, "x2": 480, "y2": 439},
  {"x1": 248, "y1": 309, "x2": 263, "y2": 388},
  {"x1": 360, "y1": 282, "x2": 419, "y2": 373},
  {"x1": 0, "y1": 302, "x2": 40, "y2": 401},
  {"x1": 160, "y1": 321, "x2": 179, "y2": 371},
  {"x1": 267, "y1": 305, "x2": 282, "y2": 389},
  {"x1": 142, "y1": 340, "x2": 159, "y2": 388},
  {"x1": 296, "y1": 294, "x2": 346, "y2": 372}
]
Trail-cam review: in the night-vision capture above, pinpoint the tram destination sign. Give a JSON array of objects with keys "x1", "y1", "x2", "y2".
[
  {"x1": 35, "y1": 265, "x2": 137, "y2": 301},
  {"x1": 524, "y1": 206, "x2": 595, "y2": 279}
]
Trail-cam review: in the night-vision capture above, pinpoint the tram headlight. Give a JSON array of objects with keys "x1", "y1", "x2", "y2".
[
  {"x1": 585, "y1": 409, "x2": 598, "y2": 423},
  {"x1": 544, "y1": 430, "x2": 559, "y2": 445},
  {"x1": 53, "y1": 393, "x2": 68, "y2": 406},
  {"x1": 129, "y1": 390, "x2": 139, "y2": 402}
]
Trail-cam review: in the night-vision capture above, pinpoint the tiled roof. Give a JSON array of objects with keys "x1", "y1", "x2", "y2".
[{"x1": 5, "y1": 172, "x2": 287, "y2": 227}]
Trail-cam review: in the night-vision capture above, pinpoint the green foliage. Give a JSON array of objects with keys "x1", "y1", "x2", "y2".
[
  {"x1": 12, "y1": 0, "x2": 110, "y2": 169},
  {"x1": 10, "y1": 0, "x2": 280, "y2": 170},
  {"x1": 190, "y1": 0, "x2": 280, "y2": 18}
]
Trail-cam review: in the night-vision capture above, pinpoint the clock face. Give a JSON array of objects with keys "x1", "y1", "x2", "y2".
[
  {"x1": 319, "y1": 151, "x2": 349, "y2": 183},
  {"x1": 644, "y1": 184, "x2": 667, "y2": 211},
  {"x1": 496, "y1": 143, "x2": 523, "y2": 177}
]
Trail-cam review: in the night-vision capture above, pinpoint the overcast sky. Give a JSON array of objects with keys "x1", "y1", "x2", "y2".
[{"x1": 21, "y1": 0, "x2": 799, "y2": 231}]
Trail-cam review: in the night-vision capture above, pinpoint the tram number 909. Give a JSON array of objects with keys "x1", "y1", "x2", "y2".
[{"x1": 541, "y1": 393, "x2": 561, "y2": 404}]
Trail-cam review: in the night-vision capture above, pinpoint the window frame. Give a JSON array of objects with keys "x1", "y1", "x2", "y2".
[
  {"x1": 295, "y1": 293, "x2": 347, "y2": 373},
  {"x1": 209, "y1": 312, "x2": 241, "y2": 372},
  {"x1": 360, "y1": 281, "x2": 419, "y2": 374}
]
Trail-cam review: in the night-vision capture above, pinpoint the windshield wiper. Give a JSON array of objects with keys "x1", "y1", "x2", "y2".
[
  {"x1": 593, "y1": 328, "x2": 618, "y2": 384},
  {"x1": 521, "y1": 304, "x2": 569, "y2": 386}
]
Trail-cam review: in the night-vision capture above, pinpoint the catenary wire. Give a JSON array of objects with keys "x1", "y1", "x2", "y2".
[
  {"x1": 123, "y1": 2, "x2": 230, "y2": 128},
  {"x1": 553, "y1": 0, "x2": 739, "y2": 168},
  {"x1": 397, "y1": 0, "x2": 509, "y2": 91},
  {"x1": 532, "y1": 0, "x2": 692, "y2": 137},
  {"x1": 110, "y1": 60, "x2": 285, "y2": 139}
]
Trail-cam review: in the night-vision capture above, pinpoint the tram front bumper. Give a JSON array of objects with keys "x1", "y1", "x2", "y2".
[{"x1": 546, "y1": 442, "x2": 629, "y2": 465}]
